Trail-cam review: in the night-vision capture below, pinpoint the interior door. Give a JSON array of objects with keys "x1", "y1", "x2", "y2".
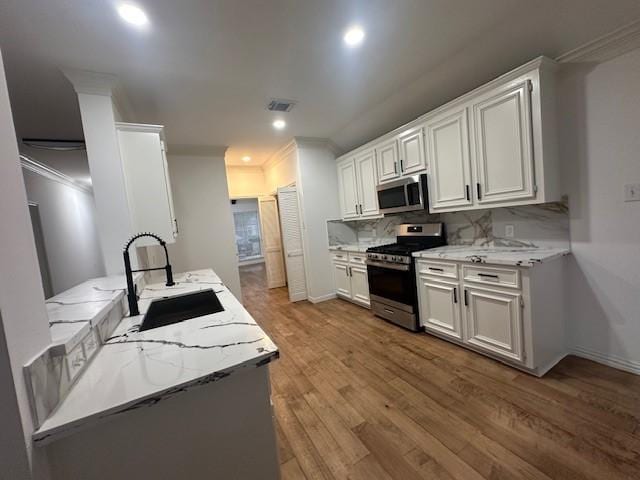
[
  {"x1": 418, "y1": 276, "x2": 462, "y2": 340},
  {"x1": 398, "y1": 126, "x2": 427, "y2": 175},
  {"x1": 258, "y1": 196, "x2": 286, "y2": 289},
  {"x1": 463, "y1": 286, "x2": 523, "y2": 362},
  {"x1": 426, "y1": 108, "x2": 473, "y2": 211},
  {"x1": 277, "y1": 187, "x2": 308, "y2": 302},
  {"x1": 472, "y1": 80, "x2": 535, "y2": 204},
  {"x1": 337, "y1": 158, "x2": 359, "y2": 219},
  {"x1": 354, "y1": 149, "x2": 379, "y2": 217},
  {"x1": 375, "y1": 138, "x2": 400, "y2": 183}
]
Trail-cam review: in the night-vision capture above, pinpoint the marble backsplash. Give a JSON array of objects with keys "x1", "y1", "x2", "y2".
[{"x1": 327, "y1": 198, "x2": 570, "y2": 249}]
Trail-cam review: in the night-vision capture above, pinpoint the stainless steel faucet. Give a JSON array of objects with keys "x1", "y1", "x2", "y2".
[{"x1": 123, "y1": 232, "x2": 175, "y2": 316}]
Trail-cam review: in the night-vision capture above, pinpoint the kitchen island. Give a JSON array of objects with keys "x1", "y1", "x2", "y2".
[{"x1": 35, "y1": 269, "x2": 280, "y2": 480}]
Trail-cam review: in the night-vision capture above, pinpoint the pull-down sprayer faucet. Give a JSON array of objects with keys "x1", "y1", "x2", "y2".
[{"x1": 123, "y1": 232, "x2": 175, "y2": 317}]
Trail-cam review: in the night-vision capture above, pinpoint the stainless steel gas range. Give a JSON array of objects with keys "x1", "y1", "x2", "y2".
[{"x1": 366, "y1": 223, "x2": 445, "y2": 331}]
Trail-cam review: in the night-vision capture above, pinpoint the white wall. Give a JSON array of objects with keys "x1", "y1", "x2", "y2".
[
  {"x1": 559, "y1": 49, "x2": 640, "y2": 372},
  {"x1": 226, "y1": 166, "x2": 267, "y2": 198},
  {"x1": 263, "y1": 144, "x2": 297, "y2": 194},
  {"x1": 162, "y1": 153, "x2": 242, "y2": 299},
  {"x1": 295, "y1": 140, "x2": 341, "y2": 302},
  {"x1": 0, "y1": 49, "x2": 52, "y2": 479},
  {"x1": 21, "y1": 163, "x2": 105, "y2": 296}
]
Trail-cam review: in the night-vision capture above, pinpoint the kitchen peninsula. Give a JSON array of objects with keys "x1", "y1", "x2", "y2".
[{"x1": 33, "y1": 269, "x2": 280, "y2": 480}]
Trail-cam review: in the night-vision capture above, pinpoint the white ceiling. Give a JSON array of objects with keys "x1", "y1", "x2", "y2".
[{"x1": 1, "y1": 0, "x2": 640, "y2": 172}]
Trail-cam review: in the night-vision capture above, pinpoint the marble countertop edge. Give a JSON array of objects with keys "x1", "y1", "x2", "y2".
[{"x1": 32, "y1": 348, "x2": 279, "y2": 445}]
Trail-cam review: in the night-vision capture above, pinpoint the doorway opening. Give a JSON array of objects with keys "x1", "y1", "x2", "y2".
[{"x1": 235, "y1": 188, "x2": 308, "y2": 304}]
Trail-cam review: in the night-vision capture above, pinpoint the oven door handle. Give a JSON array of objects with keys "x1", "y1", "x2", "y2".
[{"x1": 365, "y1": 260, "x2": 410, "y2": 271}]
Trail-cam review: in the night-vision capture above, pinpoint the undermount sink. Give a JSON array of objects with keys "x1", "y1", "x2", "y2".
[{"x1": 138, "y1": 289, "x2": 224, "y2": 332}]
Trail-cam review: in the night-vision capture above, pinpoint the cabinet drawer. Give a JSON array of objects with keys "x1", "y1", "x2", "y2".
[
  {"x1": 417, "y1": 260, "x2": 458, "y2": 280},
  {"x1": 463, "y1": 265, "x2": 520, "y2": 289},
  {"x1": 330, "y1": 251, "x2": 349, "y2": 263},
  {"x1": 348, "y1": 253, "x2": 367, "y2": 265}
]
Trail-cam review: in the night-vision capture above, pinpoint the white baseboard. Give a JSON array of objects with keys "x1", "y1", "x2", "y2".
[
  {"x1": 570, "y1": 346, "x2": 640, "y2": 375},
  {"x1": 308, "y1": 293, "x2": 337, "y2": 304}
]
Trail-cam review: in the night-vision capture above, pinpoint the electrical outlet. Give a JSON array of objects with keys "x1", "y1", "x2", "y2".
[
  {"x1": 624, "y1": 183, "x2": 640, "y2": 202},
  {"x1": 505, "y1": 224, "x2": 515, "y2": 238}
]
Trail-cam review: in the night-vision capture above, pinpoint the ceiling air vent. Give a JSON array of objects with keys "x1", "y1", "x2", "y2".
[{"x1": 267, "y1": 98, "x2": 296, "y2": 112}]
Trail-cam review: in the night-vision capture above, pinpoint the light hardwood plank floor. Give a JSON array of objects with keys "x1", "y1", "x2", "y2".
[{"x1": 240, "y1": 264, "x2": 640, "y2": 480}]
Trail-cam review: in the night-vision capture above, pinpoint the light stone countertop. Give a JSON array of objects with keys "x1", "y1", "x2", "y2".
[
  {"x1": 33, "y1": 269, "x2": 278, "y2": 445},
  {"x1": 413, "y1": 245, "x2": 570, "y2": 267}
]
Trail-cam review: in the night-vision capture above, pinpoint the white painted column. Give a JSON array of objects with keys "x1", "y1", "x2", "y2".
[
  {"x1": 64, "y1": 70, "x2": 134, "y2": 275},
  {"x1": 0, "y1": 48, "x2": 53, "y2": 479}
]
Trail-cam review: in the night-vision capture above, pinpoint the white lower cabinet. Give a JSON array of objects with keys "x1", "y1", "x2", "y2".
[
  {"x1": 333, "y1": 261, "x2": 351, "y2": 298},
  {"x1": 350, "y1": 265, "x2": 370, "y2": 306},
  {"x1": 416, "y1": 258, "x2": 566, "y2": 376},
  {"x1": 417, "y1": 276, "x2": 462, "y2": 340},
  {"x1": 463, "y1": 286, "x2": 523, "y2": 362},
  {"x1": 331, "y1": 251, "x2": 370, "y2": 307}
]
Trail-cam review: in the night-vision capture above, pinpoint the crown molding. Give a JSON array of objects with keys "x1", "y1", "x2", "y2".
[
  {"x1": 262, "y1": 140, "x2": 297, "y2": 171},
  {"x1": 20, "y1": 155, "x2": 93, "y2": 194},
  {"x1": 556, "y1": 18, "x2": 640, "y2": 64},
  {"x1": 168, "y1": 144, "x2": 228, "y2": 157},
  {"x1": 62, "y1": 68, "x2": 119, "y2": 96},
  {"x1": 294, "y1": 137, "x2": 341, "y2": 155}
]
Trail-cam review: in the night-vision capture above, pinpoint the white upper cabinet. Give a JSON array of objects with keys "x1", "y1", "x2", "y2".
[
  {"x1": 426, "y1": 108, "x2": 473, "y2": 211},
  {"x1": 337, "y1": 149, "x2": 380, "y2": 220},
  {"x1": 375, "y1": 138, "x2": 400, "y2": 183},
  {"x1": 471, "y1": 80, "x2": 535, "y2": 205},
  {"x1": 337, "y1": 158, "x2": 359, "y2": 219},
  {"x1": 354, "y1": 149, "x2": 379, "y2": 216},
  {"x1": 116, "y1": 123, "x2": 177, "y2": 245},
  {"x1": 398, "y1": 126, "x2": 427, "y2": 175},
  {"x1": 337, "y1": 56, "x2": 560, "y2": 215}
]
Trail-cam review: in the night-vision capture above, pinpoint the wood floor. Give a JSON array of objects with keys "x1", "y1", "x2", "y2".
[{"x1": 239, "y1": 264, "x2": 640, "y2": 480}]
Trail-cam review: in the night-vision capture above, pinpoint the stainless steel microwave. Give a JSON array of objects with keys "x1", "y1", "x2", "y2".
[{"x1": 376, "y1": 174, "x2": 428, "y2": 214}]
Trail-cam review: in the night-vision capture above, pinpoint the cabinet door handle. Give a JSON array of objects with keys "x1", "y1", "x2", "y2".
[
  {"x1": 428, "y1": 267, "x2": 444, "y2": 272},
  {"x1": 476, "y1": 183, "x2": 482, "y2": 200},
  {"x1": 464, "y1": 289, "x2": 469, "y2": 306},
  {"x1": 400, "y1": 159, "x2": 404, "y2": 172},
  {"x1": 174, "y1": 218, "x2": 179, "y2": 234},
  {"x1": 348, "y1": 266, "x2": 353, "y2": 277},
  {"x1": 393, "y1": 162, "x2": 398, "y2": 174},
  {"x1": 453, "y1": 287, "x2": 458, "y2": 304},
  {"x1": 478, "y1": 273, "x2": 499, "y2": 279},
  {"x1": 465, "y1": 185, "x2": 470, "y2": 201},
  {"x1": 359, "y1": 204, "x2": 363, "y2": 214}
]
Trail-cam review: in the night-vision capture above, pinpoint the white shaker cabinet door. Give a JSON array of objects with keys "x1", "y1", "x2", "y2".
[
  {"x1": 463, "y1": 286, "x2": 524, "y2": 362},
  {"x1": 418, "y1": 276, "x2": 463, "y2": 340},
  {"x1": 375, "y1": 138, "x2": 400, "y2": 183},
  {"x1": 398, "y1": 126, "x2": 427, "y2": 175},
  {"x1": 333, "y1": 262, "x2": 351, "y2": 298},
  {"x1": 426, "y1": 108, "x2": 473, "y2": 211},
  {"x1": 337, "y1": 158, "x2": 360, "y2": 219},
  {"x1": 471, "y1": 80, "x2": 535, "y2": 204},
  {"x1": 350, "y1": 265, "x2": 370, "y2": 306},
  {"x1": 354, "y1": 149, "x2": 379, "y2": 217}
]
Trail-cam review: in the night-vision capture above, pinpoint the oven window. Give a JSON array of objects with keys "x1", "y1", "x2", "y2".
[
  {"x1": 377, "y1": 185, "x2": 406, "y2": 209},
  {"x1": 367, "y1": 264, "x2": 416, "y2": 307},
  {"x1": 406, "y1": 181, "x2": 421, "y2": 206}
]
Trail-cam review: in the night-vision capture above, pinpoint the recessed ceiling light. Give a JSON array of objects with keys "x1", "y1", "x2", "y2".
[
  {"x1": 273, "y1": 119, "x2": 286, "y2": 130},
  {"x1": 344, "y1": 25, "x2": 365, "y2": 47},
  {"x1": 117, "y1": 3, "x2": 149, "y2": 27},
  {"x1": 242, "y1": 156, "x2": 251, "y2": 162}
]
